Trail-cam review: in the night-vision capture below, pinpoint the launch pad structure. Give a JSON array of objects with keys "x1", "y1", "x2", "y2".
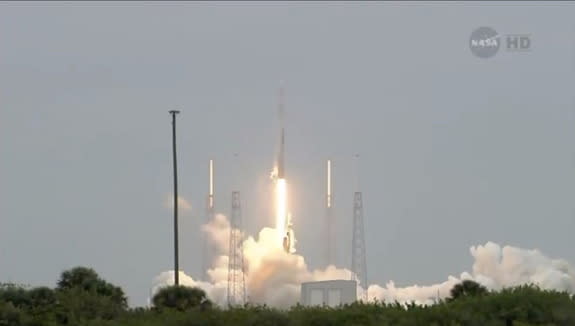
[
  {"x1": 301, "y1": 280, "x2": 357, "y2": 307},
  {"x1": 351, "y1": 191, "x2": 368, "y2": 301},
  {"x1": 227, "y1": 191, "x2": 246, "y2": 306}
]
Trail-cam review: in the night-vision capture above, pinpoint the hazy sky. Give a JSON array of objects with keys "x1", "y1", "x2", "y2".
[{"x1": 1, "y1": 2, "x2": 575, "y2": 306}]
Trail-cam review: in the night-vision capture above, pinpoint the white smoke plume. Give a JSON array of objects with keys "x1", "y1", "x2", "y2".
[
  {"x1": 152, "y1": 213, "x2": 350, "y2": 307},
  {"x1": 368, "y1": 242, "x2": 575, "y2": 305},
  {"x1": 152, "y1": 215, "x2": 575, "y2": 308}
]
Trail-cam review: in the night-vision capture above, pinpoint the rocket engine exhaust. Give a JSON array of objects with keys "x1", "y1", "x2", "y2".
[{"x1": 271, "y1": 88, "x2": 294, "y2": 253}]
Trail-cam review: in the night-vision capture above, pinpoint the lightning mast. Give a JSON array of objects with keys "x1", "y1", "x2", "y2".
[
  {"x1": 351, "y1": 155, "x2": 368, "y2": 301},
  {"x1": 325, "y1": 159, "x2": 335, "y2": 266},
  {"x1": 201, "y1": 159, "x2": 215, "y2": 281},
  {"x1": 227, "y1": 191, "x2": 246, "y2": 306},
  {"x1": 169, "y1": 110, "x2": 180, "y2": 286}
]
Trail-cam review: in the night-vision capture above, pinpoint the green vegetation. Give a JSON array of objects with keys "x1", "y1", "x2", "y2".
[
  {"x1": 1, "y1": 267, "x2": 575, "y2": 326},
  {"x1": 152, "y1": 285, "x2": 212, "y2": 311},
  {"x1": 448, "y1": 279, "x2": 489, "y2": 301}
]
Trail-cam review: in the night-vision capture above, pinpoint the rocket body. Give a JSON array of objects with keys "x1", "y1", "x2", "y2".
[{"x1": 274, "y1": 88, "x2": 293, "y2": 253}]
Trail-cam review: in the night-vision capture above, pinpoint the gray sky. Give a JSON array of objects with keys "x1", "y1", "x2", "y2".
[{"x1": 1, "y1": 2, "x2": 575, "y2": 306}]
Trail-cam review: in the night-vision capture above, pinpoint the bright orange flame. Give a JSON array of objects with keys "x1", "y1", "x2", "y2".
[{"x1": 275, "y1": 178, "x2": 287, "y2": 244}]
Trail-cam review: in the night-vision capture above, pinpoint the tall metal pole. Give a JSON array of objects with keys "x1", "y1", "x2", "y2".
[
  {"x1": 326, "y1": 159, "x2": 334, "y2": 267},
  {"x1": 169, "y1": 110, "x2": 180, "y2": 286}
]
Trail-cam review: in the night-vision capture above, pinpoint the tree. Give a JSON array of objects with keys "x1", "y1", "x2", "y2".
[
  {"x1": 449, "y1": 280, "x2": 488, "y2": 301},
  {"x1": 56, "y1": 287, "x2": 126, "y2": 322},
  {"x1": 28, "y1": 287, "x2": 57, "y2": 308},
  {"x1": 57, "y1": 267, "x2": 100, "y2": 292},
  {"x1": 0, "y1": 302, "x2": 22, "y2": 326},
  {"x1": 152, "y1": 285, "x2": 212, "y2": 311},
  {"x1": 0, "y1": 286, "x2": 30, "y2": 308},
  {"x1": 57, "y1": 266, "x2": 127, "y2": 308}
]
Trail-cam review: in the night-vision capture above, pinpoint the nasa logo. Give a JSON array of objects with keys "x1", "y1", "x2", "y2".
[{"x1": 469, "y1": 26, "x2": 500, "y2": 59}]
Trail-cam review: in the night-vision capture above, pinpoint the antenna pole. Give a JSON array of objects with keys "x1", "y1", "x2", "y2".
[{"x1": 169, "y1": 110, "x2": 181, "y2": 286}]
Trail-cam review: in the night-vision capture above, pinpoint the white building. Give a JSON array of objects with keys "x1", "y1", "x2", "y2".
[{"x1": 300, "y1": 280, "x2": 357, "y2": 307}]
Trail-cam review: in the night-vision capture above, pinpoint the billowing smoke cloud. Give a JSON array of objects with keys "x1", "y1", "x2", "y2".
[
  {"x1": 152, "y1": 215, "x2": 575, "y2": 308},
  {"x1": 152, "y1": 213, "x2": 350, "y2": 307},
  {"x1": 368, "y1": 242, "x2": 575, "y2": 305}
]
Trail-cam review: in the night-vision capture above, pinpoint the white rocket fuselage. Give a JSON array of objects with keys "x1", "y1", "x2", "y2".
[{"x1": 276, "y1": 89, "x2": 293, "y2": 253}]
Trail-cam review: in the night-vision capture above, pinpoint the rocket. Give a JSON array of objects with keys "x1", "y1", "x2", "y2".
[{"x1": 275, "y1": 87, "x2": 294, "y2": 253}]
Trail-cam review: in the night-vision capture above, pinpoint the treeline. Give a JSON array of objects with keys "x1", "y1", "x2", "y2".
[{"x1": 1, "y1": 267, "x2": 575, "y2": 326}]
